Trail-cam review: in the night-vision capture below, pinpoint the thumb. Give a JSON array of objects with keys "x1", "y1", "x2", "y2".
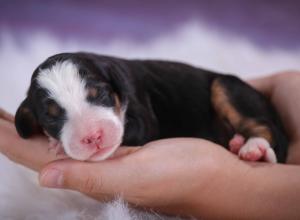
[
  {"x1": 110, "y1": 146, "x2": 141, "y2": 159},
  {"x1": 39, "y1": 155, "x2": 136, "y2": 196}
]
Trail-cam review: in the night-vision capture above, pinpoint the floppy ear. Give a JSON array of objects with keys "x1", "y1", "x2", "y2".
[
  {"x1": 107, "y1": 62, "x2": 131, "y2": 103},
  {"x1": 15, "y1": 98, "x2": 40, "y2": 138},
  {"x1": 91, "y1": 56, "x2": 131, "y2": 104}
]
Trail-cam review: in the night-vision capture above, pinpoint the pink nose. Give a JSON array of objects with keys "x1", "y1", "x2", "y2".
[{"x1": 81, "y1": 130, "x2": 103, "y2": 149}]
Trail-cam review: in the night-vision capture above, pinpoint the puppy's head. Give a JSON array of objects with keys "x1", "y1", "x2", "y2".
[{"x1": 15, "y1": 53, "x2": 129, "y2": 161}]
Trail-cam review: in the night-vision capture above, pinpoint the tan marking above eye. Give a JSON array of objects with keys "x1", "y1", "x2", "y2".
[
  {"x1": 87, "y1": 87, "x2": 99, "y2": 98},
  {"x1": 114, "y1": 94, "x2": 121, "y2": 114},
  {"x1": 48, "y1": 103, "x2": 60, "y2": 117},
  {"x1": 21, "y1": 107, "x2": 30, "y2": 114}
]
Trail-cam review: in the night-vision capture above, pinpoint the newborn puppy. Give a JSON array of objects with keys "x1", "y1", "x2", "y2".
[{"x1": 15, "y1": 52, "x2": 288, "y2": 162}]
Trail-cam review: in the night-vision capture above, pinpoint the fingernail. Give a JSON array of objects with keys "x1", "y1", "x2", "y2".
[{"x1": 40, "y1": 168, "x2": 64, "y2": 188}]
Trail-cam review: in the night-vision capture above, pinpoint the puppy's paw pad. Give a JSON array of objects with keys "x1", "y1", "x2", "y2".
[
  {"x1": 238, "y1": 137, "x2": 277, "y2": 163},
  {"x1": 229, "y1": 134, "x2": 245, "y2": 154}
]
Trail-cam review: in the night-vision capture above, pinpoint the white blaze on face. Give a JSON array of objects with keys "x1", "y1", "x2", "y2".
[{"x1": 37, "y1": 61, "x2": 125, "y2": 161}]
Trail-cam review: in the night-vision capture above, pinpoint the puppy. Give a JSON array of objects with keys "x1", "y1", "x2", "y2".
[{"x1": 15, "y1": 52, "x2": 288, "y2": 162}]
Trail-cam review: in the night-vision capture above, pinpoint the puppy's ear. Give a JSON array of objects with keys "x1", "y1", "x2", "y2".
[
  {"x1": 15, "y1": 98, "x2": 40, "y2": 138},
  {"x1": 107, "y1": 62, "x2": 131, "y2": 103}
]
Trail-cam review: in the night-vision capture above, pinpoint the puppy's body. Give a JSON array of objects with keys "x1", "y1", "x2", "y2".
[{"x1": 15, "y1": 52, "x2": 288, "y2": 162}]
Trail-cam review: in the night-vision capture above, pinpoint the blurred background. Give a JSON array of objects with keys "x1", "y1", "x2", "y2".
[{"x1": 1, "y1": 0, "x2": 300, "y2": 113}]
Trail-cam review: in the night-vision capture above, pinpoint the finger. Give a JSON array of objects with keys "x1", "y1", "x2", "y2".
[
  {"x1": 109, "y1": 146, "x2": 141, "y2": 159},
  {"x1": 0, "y1": 108, "x2": 14, "y2": 123},
  {"x1": 247, "y1": 74, "x2": 274, "y2": 97},
  {"x1": 286, "y1": 141, "x2": 300, "y2": 164},
  {"x1": 39, "y1": 157, "x2": 136, "y2": 196},
  {"x1": 0, "y1": 118, "x2": 66, "y2": 171}
]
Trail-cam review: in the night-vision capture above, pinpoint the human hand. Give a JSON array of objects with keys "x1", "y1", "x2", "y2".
[
  {"x1": 249, "y1": 71, "x2": 300, "y2": 163},
  {"x1": 39, "y1": 138, "x2": 246, "y2": 218},
  {"x1": 0, "y1": 109, "x2": 247, "y2": 218},
  {"x1": 0, "y1": 109, "x2": 239, "y2": 218},
  {"x1": 0, "y1": 108, "x2": 67, "y2": 171}
]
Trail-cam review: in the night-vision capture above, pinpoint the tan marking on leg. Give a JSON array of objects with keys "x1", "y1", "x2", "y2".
[
  {"x1": 240, "y1": 119, "x2": 272, "y2": 143},
  {"x1": 211, "y1": 79, "x2": 242, "y2": 127},
  {"x1": 211, "y1": 78, "x2": 272, "y2": 143}
]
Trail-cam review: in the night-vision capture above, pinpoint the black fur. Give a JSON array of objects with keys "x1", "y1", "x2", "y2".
[{"x1": 15, "y1": 52, "x2": 289, "y2": 162}]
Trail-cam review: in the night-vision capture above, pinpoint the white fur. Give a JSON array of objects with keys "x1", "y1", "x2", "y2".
[
  {"x1": 1, "y1": 21, "x2": 299, "y2": 219},
  {"x1": 37, "y1": 61, "x2": 124, "y2": 161},
  {"x1": 37, "y1": 61, "x2": 87, "y2": 115},
  {"x1": 60, "y1": 105, "x2": 124, "y2": 161}
]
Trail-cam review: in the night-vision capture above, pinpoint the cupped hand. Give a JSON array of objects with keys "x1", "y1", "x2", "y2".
[{"x1": 0, "y1": 109, "x2": 68, "y2": 171}]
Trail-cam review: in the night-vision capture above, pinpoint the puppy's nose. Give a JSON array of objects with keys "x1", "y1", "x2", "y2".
[{"x1": 81, "y1": 130, "x2": 103, "y2": 149}]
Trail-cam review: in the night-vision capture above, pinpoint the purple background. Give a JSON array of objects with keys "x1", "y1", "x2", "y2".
[{"x1": 1, "y1": 0, "x2": 299, "y2": 49}]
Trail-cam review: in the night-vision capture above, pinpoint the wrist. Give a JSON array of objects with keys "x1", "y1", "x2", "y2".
[
  {"x1": 184, "y1": 155, "x2": 255, "y2": 219},
  {"x1": 187, "y1": 159, "x2": 300, "y2": 220}
]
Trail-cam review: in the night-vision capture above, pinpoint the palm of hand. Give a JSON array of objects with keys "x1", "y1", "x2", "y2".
[{"x1": 250, "y1": 72, "x2": 300, "y2": 163}]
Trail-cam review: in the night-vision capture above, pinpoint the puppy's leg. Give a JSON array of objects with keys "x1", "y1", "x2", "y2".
[{"x1": 211, "y1": 76, "x2": 288, "y2": 163}]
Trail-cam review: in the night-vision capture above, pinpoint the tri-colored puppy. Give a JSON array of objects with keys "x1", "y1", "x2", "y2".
[{"x1": 15, "y1": 52, "x2": 288, "y2": 162}]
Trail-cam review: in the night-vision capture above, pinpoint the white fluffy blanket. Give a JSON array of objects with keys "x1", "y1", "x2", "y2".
[{"x1": 0, "y1": 21, "x2": 299, "y2": 220}]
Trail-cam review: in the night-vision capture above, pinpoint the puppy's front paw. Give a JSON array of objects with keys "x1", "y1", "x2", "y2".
[
  {"x1": 48, "y1": 137, "x2": 65, "y2": 156},
  {"x1": 238, "y1": 137, "x2": 277, "y2": 163}
]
